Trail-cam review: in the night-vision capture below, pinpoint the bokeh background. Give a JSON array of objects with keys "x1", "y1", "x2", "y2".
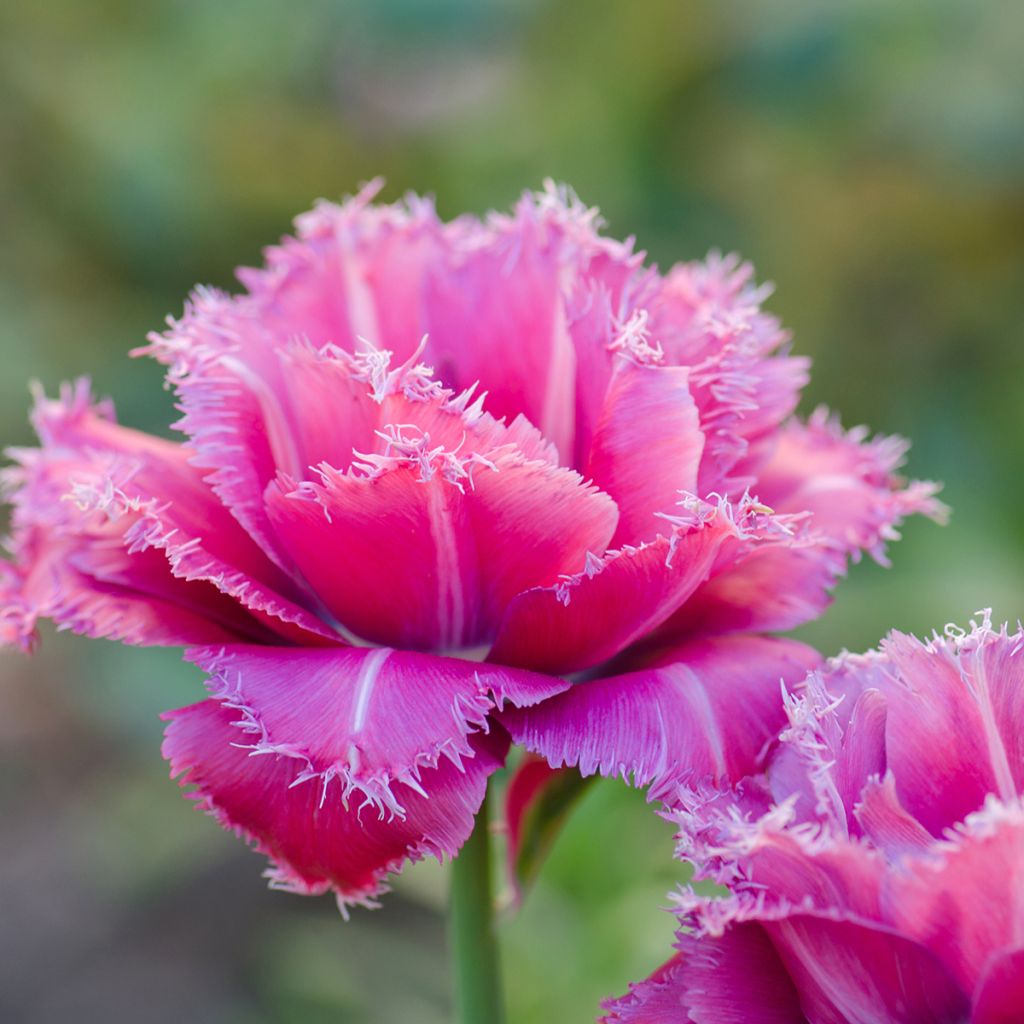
[{"x1": 1, "y1": 1, "x2": 1021, "y2": 1021}]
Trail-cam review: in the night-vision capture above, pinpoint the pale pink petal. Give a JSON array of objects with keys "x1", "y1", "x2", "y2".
[
  {"x1": 660, "y1": 411, "x2": 945, "y2": 640},
  {"x1": 885, "y1": 800, "x2": 1024, "y2": 995},
  {"x1": 420, "y1": 185, "x2": 647, "y2": 463},
  {"x1": 163, "y1": 699, "x2": 506, "y2": 911},
  {"x1": 658, "y1": 545, "x2": 840, "y2": 638},
  {"x1": 648, "y1": 253, "x2": 808, "y2": 495},
  {"x1": 9, "y1": 531, "x2": 249, "y2": 648},
  {"x1": 972, "y1": 947, "x2": 1024, "y2": 1024},
  {"x1": 139, "y1": 288, "x2": 303, "y2": 569},
  {"x1": 881, "y1": 629, "x2": 1020, "y2": 835},
  {"x1": 768, "y1": 680, "x2": 888, "y2": 835},
  {"x1": 0, "y1": 561, "x2": 35, "y2": 650},
  {"x1": 240, "y1": 182, "x2": 647, "y2": 468},
  {"x1": 235, "y1": 181, "x2": 439, "y2": 359},
  {"x1": 755, "y1": 410, "x2": 947, "y2": 565},
  {"x1": 489, "y1": 495, "x2": 803, "y2": 675},
  {"x1": 186, "y1": 644, "x2": 565, "y2": 817},
  {"x1": 503, "y1": 636, "x2": 819, "y2": 802},
  {"x1": 602, "y1": 926, "x2": 805, "y2": 1024},
  {"x1": 765, "y1": 913, "x2": 969, "y2": 1024},
  {"x1": 585, "y1": 361, "x2": 703, "y2": 547},
  {"x1": 4, "y1": 381, "x2": 327, "y2": 647},
  {"x1": 854, "y1": 773, "x2": 934, "y2": 857}
]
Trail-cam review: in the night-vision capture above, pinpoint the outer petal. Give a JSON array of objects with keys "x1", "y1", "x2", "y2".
[
  {"x1": 186, "y1": 644, "x2": 566, "y2": 818},
  {"x1": 656, "y1": 545, "x2": 839, "y2": 639},
  {"x1": 6, "y1": 531, "x2": 244, "y2": 649},
  {"x1": 163, "y1": 699, "x2": 507, "y2": 911},
  {"x1": 659, "y1": 411, "x2": 945, "y2": 639},
  {"x1": 489, "y1": 495, "x2": 805, "y2": 675},
  {"x1": 973, "y1": 947, "x2": 1024, "y2": 1024},
  {"x1": 585, "y1": 360, "x2": 703, "y2": 547},
  {"x1": 765, "y1": 913, "x2": 969, "y2": 1024},
  {"x1": 884, "y1": 800, "x2": 1024, "y2": 995},
  {"x1": 755, "y1": 411, "x2": 946, "y2": 565},
  {"x1": 502, "y1": 636, "x2": 820, "y2": 802},
  {"x1": 4, "y1": 381, "x2": 327, "y2": 648},
  {"x1": 602, "y1": 926, "x2": 805, "y2": 1024}
]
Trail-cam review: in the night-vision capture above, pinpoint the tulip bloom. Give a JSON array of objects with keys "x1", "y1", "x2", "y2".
[
  {"x1": 1, "y1": 182, "x2": 939, "y2": 912},
  {"x1": 605, "y1": 614, "x2": 1024, "y2": 1024}
]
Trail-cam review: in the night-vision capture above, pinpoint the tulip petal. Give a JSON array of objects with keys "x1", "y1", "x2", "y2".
[
  {"x1": 885, "y1": 799, "x2": 1024, "y2": 994},
  {"x1": 602, "y1": 925, "x2": 805, "y2": 1024},
  {"x1": 186, "y1": 644, "x2": 565, "y2": 817},
  {"x1": 882, "y1": 629, "x2": 1022, "y2": 835},
  {"x1": 854, "y1": 772, "x2": 934, "y2": 857},
  {"x1": 489, "y1": 495, "x2": 803, "y2": 675},
  {"x1": 267, "y1": 421, "x2": 617, "y2": 650},
  {"x1": 649, "y1": 253, "x2": 808, "y2": 495},
  {"x1": 658, "y1": 411, "x2": 945, "y2": 639},
  {"x1": 973, "y1": 947, "x2": 1024, "y2": 1024},
  {"x1": 163, "y1": 698, "x2": 507, "y2": 911},
  {"x1": 765, "y1": 913, "x2": 969, "y2": 1024},
  {"x1": 4, "y1": 381, "x2": 330, "y2": 647},
  {"x1": 502, "y1": 636, "x2": 820, "y2": 802},
  {"x1": 585, "y1": 361, "x2": 703, "y2": 547}
]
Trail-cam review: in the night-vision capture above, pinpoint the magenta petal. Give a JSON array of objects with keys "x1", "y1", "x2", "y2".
[
  {"x1": 885, "y1": 800, "x2": 1024, "y2": 994},
  {"x1": 585, "y1": 361, "x2": 703, "y2": 547},
  {"x1": 604, "y1": 924, "x2": 806, "y2": 1024},
  {"x1": 7, "y1": 532, "x2": 242, "y2": 648},
  {"x1": 671, "y1": 926, "x2": 805, "y2": 1024},
  {"x1": 163, "y1": 699, "x2": 506, "y2": 910},
  {"x1": 972, "y1": 947, "x2": 1024, "y2": 1024},
  {"x1": 600, "y1": 953, "x2": 692, "y2": 1024},
  {"x1": 502, "y1": 636, "x2": 820, "y2": 800},
  {"x1": 766, "y1": 913, "x2": 969, "y2": 1024},
  {"x1": 267, "y1": 442, "x2": 617, "y2": 651},
  {"x1": 186, "y1": 644, "x2": 565, "y2": 816},
  {"x1": 661, "y1": 411, "x2": 945, "y2": 640},
  {"x1": 488, "y1": 498, "x2": 772, "y2": 675}
]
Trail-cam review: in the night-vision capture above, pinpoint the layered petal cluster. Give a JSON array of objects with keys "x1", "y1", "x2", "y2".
[
  {"x1": 607, "y1": 614, "x2": 1024, "y2": 1023},
  {"x1": 1, "y1": 182, "x2": 940, "y2": 910}
]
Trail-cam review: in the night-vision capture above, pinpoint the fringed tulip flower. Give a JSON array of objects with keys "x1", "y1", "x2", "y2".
[
  {"x1": 1, "y1": 182, "x2": 939, "y2": 914},
  {"x1": 605, "y1": 614, "x2": 1024, "y2": 1024}
]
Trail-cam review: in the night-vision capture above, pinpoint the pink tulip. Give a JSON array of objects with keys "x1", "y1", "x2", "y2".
[
  {"x1": 605, "y1": 613, "x2": 1024, "y2": 1023},
  {"x1": 1, "y1": 182, "x2": 940, "y2": 912}
]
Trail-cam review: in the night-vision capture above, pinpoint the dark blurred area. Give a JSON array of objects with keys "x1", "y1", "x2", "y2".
[{"x1": 1, "y1": 1, "x2": 1021, "y2": 1021}]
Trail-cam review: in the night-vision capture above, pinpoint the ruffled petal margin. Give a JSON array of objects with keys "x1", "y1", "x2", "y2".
[
  {"x1": 601, "y1": 925, "x2": 805, "y2": 1024},
  {"x1": 502, "y1": 635, "x2": 820, "y2": 803},
  {"x1": 163, "y1": 699, "x2": 508, "y2": 913},
  {"x1": 165, "y1": 643, "x2": 564, "y2": 909}
]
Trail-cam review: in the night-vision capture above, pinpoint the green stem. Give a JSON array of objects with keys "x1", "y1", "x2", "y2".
[{"x1": 450, "y1": 789, "x2": 505, "y2": 1024}]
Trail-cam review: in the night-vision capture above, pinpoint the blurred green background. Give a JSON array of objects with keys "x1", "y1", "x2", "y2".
[{"x1": 1, "y1": 1, "x2": 1021, "y2": 1021}]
